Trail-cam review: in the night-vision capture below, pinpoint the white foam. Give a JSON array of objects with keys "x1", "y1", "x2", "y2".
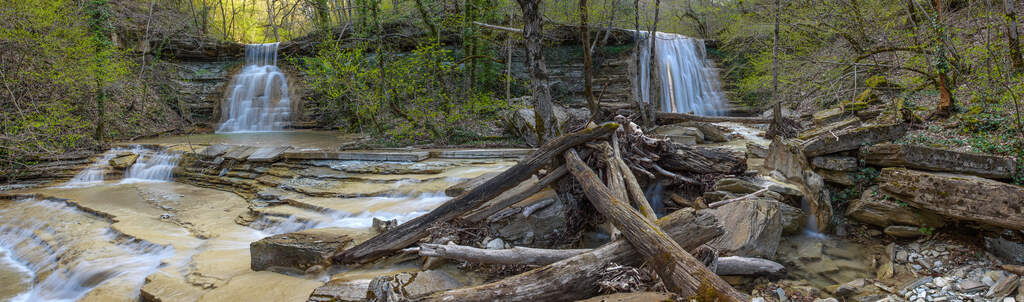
[{"x1": 637, "y1": 32, "x2": 727, "y2": 116}]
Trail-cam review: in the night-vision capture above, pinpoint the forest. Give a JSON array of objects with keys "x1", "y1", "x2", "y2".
[{"x1": 1, "y1": 0, "x2": 1024, "y2": 301}]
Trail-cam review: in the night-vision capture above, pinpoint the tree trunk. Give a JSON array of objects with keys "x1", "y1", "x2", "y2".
[
  {"x1": 564, "y1": 150, "x2": 746, "y2": 300},
  {"x1": 313, "y1": 0, "x2": 332, "y2": 31},
  {"x1": 413, "y1": 208, "x2": 724, "y2": 302},
  {"x1": 770, "y1": 0, "x2": 782, "y2": 137},
  {"x1": 332, "y1": 124, "x2": 619, "y2": 264},
  {"x1": 580, "y1": 0, "x2": 599, "y2": 122},
  {"x1": 600, "y1": 140, "x2": 657, "y2": 220},
  {"x1": 649, "y1": 0, "x2": 661, "y2": 117},
  {"x1": 462, "y1": 165, "x2": 568, "y2": 223},
  {"x1": 515, "y1": 0, "x2": 559, "y2": 144},
  {"x1": 413, "y1": 0, "x2": 439, "y2": 39},
  {"x1": 419, "y1": 244, "x2": 590, "y2": 266},
  {"x1": 1004, "y1": 0, "x2": 1023, "y2": 72}
]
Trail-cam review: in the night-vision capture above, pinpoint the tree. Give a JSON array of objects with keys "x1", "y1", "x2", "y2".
[
  {"x1": 580, "y1": 0, "x2": 599, "y2": 122},
  {"x1": 769, "y1": 0, "x2": 781, "y2": 137},
  {"x1": 515, "y1": 0, "x2": 559, "y2": 145},
  {"x1": 1004, "y1": 0, "x2": 1023, "y2": 72}
]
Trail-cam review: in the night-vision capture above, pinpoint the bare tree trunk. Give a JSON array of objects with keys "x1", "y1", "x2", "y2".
[
  {"x1": 419, "y1": 244, "x2": 591, "y2": 266},
  {"x1": 1004, "y1": 0, "x2": 1024, "y2": 72},
  {"x1": 516, "y1": 0, "x2": 559, "y2": 144},
  {"x1": 565, "y1": 150, "x2": 746, "y2": 300},
  {"x1": 648, "y1": 0, "x2": 661, "y2": 118},
  {"x1": 266, "y1": 0, "x2": 280, "y2": 41},
  {"x1": 580, "y1": 0, "x2": 599, "y2": 122},
  {"x1": 770, "y1": 0, "x2": 782, "y2": 136}
]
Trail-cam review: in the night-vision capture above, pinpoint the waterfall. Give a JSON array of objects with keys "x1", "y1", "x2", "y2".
[
  {"x1": 217, "y1": 42, "x2": 292, "y2": 133},
  {"x1": 637, "y1": 32, "x2": 727, "y2": 116},
  {"x1": 121, "y1": 150, "x2": 180, "y2": 183},
  {"x1": 63, "y1": 151, "x2": 120, "y2": 187}
]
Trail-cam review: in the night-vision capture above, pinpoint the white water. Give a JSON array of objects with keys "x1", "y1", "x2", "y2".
[
  {"x1": 0, "y1": 198, "x2": 172, "y2": 302},
  {"x1": 252, "y1": 192, "x2": 451, "y2": 236},
  {"x1": 120, "y1": 150, "x2": 180, "y2": 183},
  {"x1": 637, "y1": 32, "x2": 727, "y2": 116},
  {"x1": 217, "y1": 43, "x2": 292, "y2": 133},
  {"x1": 63, "y1": 151, "x2": 121, "y2": 187}
]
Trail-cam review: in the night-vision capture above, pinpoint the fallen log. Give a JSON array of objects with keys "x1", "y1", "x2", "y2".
[
  {"x1": 610, "y1": 137, "x2": 658, "y2": 220},
  {"x1": 656, "y1": 112, "x2": 772, "y2": 124},
  {"x1": 332, "y1": 123, "x2": 619, "y2": 264},
  {"x1": 462, "y1": 166, "x2": 568, "y2": 223},
  {"x1": 419, "y1": 244, "x2": 590, "y2": 266},
  {"x1": 715, "y1": 256, "x2": 786, "y2": 277},
  {"x1": 658, "y1": 145, "x2": 747, "y2": 176},
  {"x1": 413, "y1": 208, "x2": 724, "y2": 302},
  {"x1": 564, "y1": 150, "x2": 746, "y2": 300}
]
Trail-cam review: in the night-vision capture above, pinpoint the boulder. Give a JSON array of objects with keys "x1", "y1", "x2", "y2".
[
  {"x1": 798, "y1": 117, "x2": 861, "y2": 140},
  {"x1": 811, "y1": 156, "x2": 858, "y2": 172},
  {"x1": 653, "y1": 124, "x2": 704, "y2": 145},
  {"x1": 884, "y1": 226, "x2": 923, "y2": 238},
  {"x1": 763, "y1": 138, "x2": 834, "y2": 233},
  {"x1": 445, "y1": 172, "x2": 499, "y2": 197},
  {"x1": 503, "y1": 104, "x2": 576, "y2": 146},
  {"x1": 666, "y1": 121, "x2": 729, "y2": 143},
  {"x1": 879, "y1": 168, "x2": 1024, "y2": 230},
  {"x1": 109, "y1": 154, "x2": 139, "y2": 170},
  {"x1": 708, "y1": 198, "x2": 785, "y2": 258},
  {"x1": 778, "y1": 202, "x2": 806, "y2": 235},
  {"x1": 986, "y1": 237, "x2": 1024, "y2": 265},
  {"x1": 250, "y1": 228, "x2": 352, "y2": 273},
  {"x1": 813, "y1": 108, "x2": 845, "y2": 126},
  {"x1": 198, "y1": 144, "x2": 233, "y2": 160},
  {"x1": 802, "y1": 123, "x2": 908, "y2": 157},
  {"x1": 861, "y1": 143, "x2": 1018, "y2": 179},
  {"x1": 845, "y1": 187, "x2": 946, "y2": 228},
  {"x1": 815, "y1": 169, "x2": 855, "y2": 186},
  {"x1": 713, "y1": 178, "x2": 762, "y2": 194},
  {"x1": 747, "y1": 142, "x2": 769, "y2": 159}
]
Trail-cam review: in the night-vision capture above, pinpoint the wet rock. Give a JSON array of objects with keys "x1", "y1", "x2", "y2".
[
  {"x1": 801, "y1": 123, "x2": 908, "y2": 157},
  {"x1": 708, "y1": 198, "x2": 784, "y2": 258},
  {"x1": 308, "y1": 279, "x2": 371, "y2": 302},
  {"x1": 778, "y1": 203, "x2": 806, "y2": 235},
  {"x1": 669, "y1": 121, "x2": 730, "y2": 142},
  {"x1": 445, "y1": 172, "x2": 499, "y2": 197},
  {"x1": 109, "y1": 154, "x2": 139, "y2": 170},
  {"x1": 713, "y1": 178, "x2": 761, "y2": 194},
  {"x1": 372, "y1": 217, "x2": 397, "y2": 233},
  {"x1": 250, "y1": 228, "x2": 353, "y2": 273},
  {"x1": 747, "y1": 142, "x2": 769, "y2": 158},
  {"x1": 885, "y1": 226, "x2": 924, "y2": 238},
  {"x1": 198, "y1": 144, "x2": 232, "y2": 160},
  {"x1": 879, "y1": 168, "x2": 1024, "y2": 230},
  {"x1": 862, "y1": 143, "x2": 1018, "y2": 179},
  {"x1": 986, "y1": 237, "x2": 1024, "y2": 265},
  {"x1": 763, "y1": 138, "x2": 834, "y2": 233},
  {"x1": 836, "y1": 278, "x2": 867, "y2": 297},
  {"x1": 845, "y1": 187, "x2": 946, "y2": 228},
  {"x1": 309, "y1": 270, "x2": 460, "y2": 302},
  {"x1": 811, "y1": 156, "x2": 858, "y2": 172},
  {"x1": 816, "y1": 169, "x2": 856, "y2": 186}
]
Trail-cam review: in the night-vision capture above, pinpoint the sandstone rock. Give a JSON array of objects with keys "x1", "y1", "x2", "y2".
[
  {"x1": 779, "y1": 203, "x2": 806, "y2": 235},
  {"x1": 249, "y1": 228, "x2": 352, "y2": 273},
  {"x1": 708, "y1": 198, "x2": 784, "y2": 258},
  {"x1": 371, "y1": 217, "x2": 397, "y2": 233},
  {"x1": 884, "y1": 226, "x2": 923, "y2": 238},
  {"x1": 987, "y1": 275, "x2": 1020, "y2": 299},
  {"x1": 862, "y1": 143, "x2": 1018, "y2": 179},
  {"x1": 799, "y1": 117, "x2": 861, "y2": 140},
  {"x1": 844, "y1": 187, "x2": 946, "y2": 228},
  {"x1": 445, "y1": 172, "x2": 499, "y2": 197},
  {"x1": 109, "y1": 154, "x2": 139, "y2": 170},
  {"x1": 811, "y1": 156, "x2": 858, "y2": 172},
  {"x1": 713, "y1": 178, "x2": 761, "y2": 194},
  {"x1": 816, "y1": 169, "x2": 856, "y2": 186},
  {"x1": 654, "y1": 124, "x2": 704, "y2": 144},
  {"x1": 577, "y1": 292, "x2": 678, "y2": 302},
  {"x1": 747, "y1": 142, "x2": 769, "y2": 158},
  {"x1": 702, "y1": 191, "x2": 733, "y2": 203},
  {"x1": 198, "y1": 144, "x2": 233, "y2": 160},
  {"x1": 763, "y1": 138, "x2": 833, "y2": 233},
  {"x1": 813, "y1": 108, "x2": 845, "y2": 126},
  {"x1": 503, "y1": 105, "x2": 574, "y2": 146},
  {"x1": 680, "y1": 121, "x2": 730, "y2": 142},
  {"x1": 879, "y1": 168, "x2": 1024, "y2": 230},
  {"x1": 986, "y1": 237, "x2": 1024, "y2": 265},
  {"x1": 802, "y1": 123, "x2": 908, "y2": 157},
  {"x1": 308, "y1": 279, "x2": 371, "y2": 302}
]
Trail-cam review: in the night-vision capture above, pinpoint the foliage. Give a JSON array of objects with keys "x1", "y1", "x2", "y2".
[
  {"x1": 831, "y1": 167, "x2": 880, "y2": 207},
  {"x1": 298, "y1": 39, "x2": 508, "y2": 144}
]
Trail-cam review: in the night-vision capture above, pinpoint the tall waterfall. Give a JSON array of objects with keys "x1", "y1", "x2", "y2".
[
  {"x1": 637, "y1": 32, "x2": 726, "y2": 116},
  {"x1": 217, "y1": 43, "x2": 292, "y2": 133}
]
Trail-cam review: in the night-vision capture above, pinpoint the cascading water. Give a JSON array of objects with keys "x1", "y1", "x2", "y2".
[
  {"x1": 637, "y1": 32, "x2": 727, "y2": 116},
  {"x1": 121, "y1": 150, "x2": 180, "y2": 183},
  {"x1": 63, "y1": 151, "x2": 121, "y2": 187},
  {"x1": 217, "y1": 42, "x2": 292, "y2": 133}
]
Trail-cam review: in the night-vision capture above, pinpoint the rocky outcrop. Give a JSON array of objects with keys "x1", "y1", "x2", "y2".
[
  {"x1": 811, "y1": 156, "x2": 858, "y2": 172},
  {"x1": 713, "y1": 178, "x2": 761, "y2": 194},
  {"x1": 845, "y1": 187, "x2": 946, "y2": 228},
  {"x1": 878, "y1": 168, "x2": 1024, "y2": 230},
  {"x1": 812, "y1": 108, "x2": 846, "y2": 126},
  {"x1": 503, "y1": 104, "x2": 587, "y2": 146},
  {"x1": 862, "y1": 143, "x2": 1018, "y2": 179},
  {"x1": 764, "y1": 138, "x2": 833, "y2": 233},
  {"x1": 250, "y1": 228, "x2": 353, "y2": 273},
  {"x1": 801, "y1": 123, "x2": 908, "y2": 157},
  {"x1": 708, "y1": 198, "x2": 785, "y2": 258}
]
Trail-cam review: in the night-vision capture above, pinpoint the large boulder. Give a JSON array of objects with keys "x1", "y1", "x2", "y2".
[
  {"x1": 503, "y1": 103, "x2": 583, "y2": 146},
  {"x1": 879, "y1": 168, "x2": 1024, "y2": 230},
  {"x1": 845, "y1": 187, "x2": 946, "y2": 228},
  {"x1": 707, "y1": 198, "x2": 785, "y2": 258},
  {"x1": 862, "y1": 144, "x2": 1017, "y2": 179},
  {"x1": 653, "y1": 124, "x2": 704, "y2": 145},
  {"x1": 763, "y1": 138, "x2": 833, "y2": 233},
  {"x1": 250, "y1": 228, "x2": 353, "y2": 273},
  {"x1": 109, "y1": 153, "x2": 139, "y2": 170},
  {"x1": 801, "y1": 123, "x2": 908, "y2": 157}
]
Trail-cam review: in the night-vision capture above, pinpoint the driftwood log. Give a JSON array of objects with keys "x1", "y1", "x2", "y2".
[
  {"x1": 332, "y1": 123, "x2": 619, "y2": 264},
  {"x1": 656, "y1": 112, "x2": 772, "y2": 124},
  {"x1": 564, "y1": 150, "x2": 747, "y2": 300},
  {"x1": 417, "y1": 243, "x2": 785, "y2": 278},
  {"x1": 413, "y1": 208, "x2": 724, "y2": 302},
  {"x1": 462, "y1": 166, "x2": 568, "y2": 223},
  {"x1": 601, "y1": 140, "x2": 658, "y2": 220}
]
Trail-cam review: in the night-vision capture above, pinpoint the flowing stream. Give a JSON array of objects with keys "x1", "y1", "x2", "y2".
[
  {"x1": 217, "y1": 42, "x2": 292, "y2": 133},
  {"x1": 637, "y1": 32, "x2": 727, "y2": 116}
]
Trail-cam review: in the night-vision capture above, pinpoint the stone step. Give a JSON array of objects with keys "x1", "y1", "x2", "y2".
[{"x1": 282, "y1": 150, "x2": 430, "y2": 162}]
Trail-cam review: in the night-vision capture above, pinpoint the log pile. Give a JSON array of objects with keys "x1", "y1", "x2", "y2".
[{"x1": 326, "y1": 116, "x2": 758, "y2": 301}]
